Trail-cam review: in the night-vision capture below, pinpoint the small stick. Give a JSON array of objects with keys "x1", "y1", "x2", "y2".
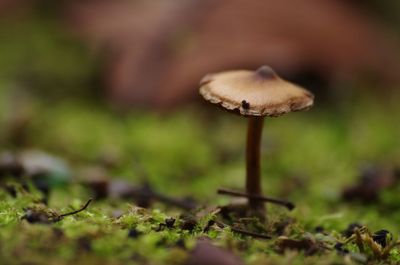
[
  {"x1": 59, "y1": 198, "x2": 93, "y2": 218},
  {"x1": 216, "y1": 221, "x2": 271, "y2": 239},
  {"x1": 217, "y1": 188, "x2": 295, "y2": 210},
  {"x1": 230, "y1": 227, "x2": 272, "y2": 239}
]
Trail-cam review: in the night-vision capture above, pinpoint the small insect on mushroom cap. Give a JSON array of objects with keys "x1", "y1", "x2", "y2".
[{"x1": 199, "y1": 65, "x2": 314, "y2": 117}]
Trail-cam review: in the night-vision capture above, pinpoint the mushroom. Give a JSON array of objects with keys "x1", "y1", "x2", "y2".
[{"x1": 199, "y1": 65, "x2": 314, "y2": 213}]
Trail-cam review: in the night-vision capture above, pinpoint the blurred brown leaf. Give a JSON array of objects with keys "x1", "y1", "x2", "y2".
[{"x1": 64, "y1": 0, "x2": 400, "y2": 107}]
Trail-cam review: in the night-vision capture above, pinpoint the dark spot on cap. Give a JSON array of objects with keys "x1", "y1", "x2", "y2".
[
  {"x1": 256, "y1": 65, "x2": 276, "y2": 79},
  {"x1": 241, "y1": 100, "x2": 250, "y2": 109}
]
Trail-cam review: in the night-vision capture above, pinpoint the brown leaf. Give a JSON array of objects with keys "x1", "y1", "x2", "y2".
[
  {"x1": 342, "y1": 166, "x2": 397, "y2": 203},
  {"x1": 66, "y1": 0, "x2": 400, "y2": 108}
]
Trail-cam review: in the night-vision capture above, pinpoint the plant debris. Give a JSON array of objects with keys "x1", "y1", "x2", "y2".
[
  {"x1": 0, "y1": 152, "x2": 24, "y2": 178},
  {"x1": 0, "y1": 79, "x2": 399, "y2": 265},
  {"x1": 344, "y1": 226, "x2": 400, "y2": 260},
  {"x1": 342, "y1": 223, "x2": 363, "y2": 238},
  {"x1": 22, "y1": 199, "x2": 92, "y2": 224},
  {"x1": 214, "y1": 220, "x2": 271, "y2": 240},
  {"x1": 85, "y1": 176, "x2": 197, "y2": 210},
  {"x1": 203, "y1": 219, "x2": 216, "y2": 233},
  {"x1": 334, "y1": 242, "x2": 349, "y2": 255},
  {"x1": 155, "y1": 218, "x2": 176, "y2": 231},
  {"x1": 0, "y1": 151, "x2": 71, "y2": 202},
  {"x1": 179, "y1": 215, "x2": 198, "y2": 231},
  {"x1": 22, "y1": 207, "x2": 57, "y2": 224},
  {"x1": 273, "y1": 218, "x2": 295, "y2": 236},
  {"x1": 342, "y1": 166, "x2": 398, "y2": 203},
  {"x1": 165, "y1": 217, "x2": 176, "y2": 228},
  {"x1": 276, "y1": 234, "x2": 329, "y2": 256},
  {"x1": 372, "y1": 229, "x2": 392, "y2": 248},
  {"x1": 128, "y1": 228, "x2": 142, "y2": 239}
]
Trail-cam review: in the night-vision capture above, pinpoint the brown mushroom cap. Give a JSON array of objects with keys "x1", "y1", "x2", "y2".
[{"x1": 199, "y1": 66, "x2": 314, "y2": 117}]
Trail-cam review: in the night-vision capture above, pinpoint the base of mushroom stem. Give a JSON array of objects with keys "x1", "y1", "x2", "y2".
[
  {"x1": 217, "y1": 188, "x2": 295, "y2": 211},
  {"x1": 218, "y1": 201, "x2": 266, "y2": 221}
]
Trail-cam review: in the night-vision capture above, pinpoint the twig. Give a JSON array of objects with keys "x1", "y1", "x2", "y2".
[
  {"x1": 230, "y1": 227, "x2": 272, "y2": 239},
  {"x1": 216, "y1": 221, "x2": 271, "y2": 239},
  {"x1": 59, "y1": 198, "x2": 93, "y2": 218},
  {"x1": 217, "y1": 188, "x2": 295, "y2": 210}
]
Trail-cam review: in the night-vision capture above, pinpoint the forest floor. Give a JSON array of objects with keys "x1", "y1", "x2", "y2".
[{"x1": 0, "y1": 87, "x2": 400, "y2": 265}]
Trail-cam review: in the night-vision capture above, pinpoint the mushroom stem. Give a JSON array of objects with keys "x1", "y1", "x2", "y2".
[{"x1": 246, "y1": 116, "x2": 265, "y2": 211}]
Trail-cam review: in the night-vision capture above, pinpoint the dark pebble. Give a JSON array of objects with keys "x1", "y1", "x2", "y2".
[
  {"x1": 128, "y1": 228, "x2": 142, "y2": 239},
  {"x1": 77, "y1": 236, "x2": 92, "y2": 251},
  {"x1": 175, "y1": 238, "x2": 186, "y2": 249},
  {"x1": 22, "y1": 209, "x2": 52, "y2": 224},
  {"x1": 203, "y1": 219, "x2": 215, "y2": 233},
  {"x1": 342, "y1": 223, "x2": 362, "y2": 238},
  {"x1": 372, "y1": 229, "x2": 391, "y2": 248},
  {"x1": 334, "y1": 243, "x2": 349, "y2": 255},
  {"x1": 165, "y1": 218, "x2": 176, "y2": 228},
  {"x1": 314, "y1": 226, "x2": 324, "y2": 233},
  {"x1": 180, "y1": 217, "x2": 197, "y2": 231}
]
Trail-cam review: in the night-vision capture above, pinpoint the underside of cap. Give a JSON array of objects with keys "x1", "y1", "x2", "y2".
[
  {"x1": 199, "y1": 66, "x2": 314, "y2": 117},
  {"x1": 200, "y1": 84, "x2": 313, "y2": 117}
]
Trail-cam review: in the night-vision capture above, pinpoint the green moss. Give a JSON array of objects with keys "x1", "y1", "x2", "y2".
[
  {"x1": 0, "y1": 89, "x2": 399, "y2": 264},
  {"x1": 0, "y1": 14, "x2": 400, "y2": 261}
]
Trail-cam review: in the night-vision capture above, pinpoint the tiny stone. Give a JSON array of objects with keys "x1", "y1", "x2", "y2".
[
  {"x1": 342, "y1": 223, "x2": 362, "y2": 238},
  {"x1": 372, "y1": 229, "x2": 391, "y2": 247},
  {"x1": 314, "y1": 226, "x2": 324, "y2": 233},
  {"x1": 175, "y1": 238, "x2": 186, "y2": 249},
  {"x1": 334, "y1": 243, "x2": 349, "y2": 255},
  {"x1": 128, "y1": 228, "x2": 142, "y2": 239},
  {"x1": 180, "y1": 217, "x2": 197, "y2": 231},
  {"x1": 165, "y1": 217, "x2": 176, "y2": 228}
]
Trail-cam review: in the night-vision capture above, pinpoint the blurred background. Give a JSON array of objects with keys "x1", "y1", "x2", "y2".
[
  {"x1": 1, "y1": 0, "x2": 400, "y2": 107},
  {"x1": 2, "y1": 2, "x2": 400, "y2": 264},
  {"x1": 0, "y1": 0, "x2": 400, "y2": 215}
]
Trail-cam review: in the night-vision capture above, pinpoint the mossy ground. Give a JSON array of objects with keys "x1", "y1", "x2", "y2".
[
  {"x1": 0, "y1": 87, "x2": 400, "y2": 265},
  {"x1": 1, "y1": 8, "x2": 400, "y2": 265}
]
